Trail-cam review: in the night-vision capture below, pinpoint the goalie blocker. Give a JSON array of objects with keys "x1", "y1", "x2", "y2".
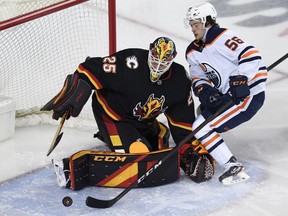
[{"x1": 53, "y1": 143, "x2": 215, "y2": 190}]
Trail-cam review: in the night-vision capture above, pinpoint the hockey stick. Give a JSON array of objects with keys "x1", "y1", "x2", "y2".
[
  {"x1": 267, "y1": 53, "x2": 288, "y2": 71},
  {"x1": 46, "y1": 111, "x2": 68, "y2": 156},
  {"x1": 85, "y1": 53, "x2": 288, "y2": 208},
  {"x1": 85, "y1": 100, "x2": 233, "y2": 208}
]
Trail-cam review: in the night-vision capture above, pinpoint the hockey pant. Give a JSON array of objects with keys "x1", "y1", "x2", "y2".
[
  {"x1": 193, "y1": 92, "x2": 265, "y2": 166},
  {"x1": 92, "y1": 94, "x2": 170, "y2": 153}
]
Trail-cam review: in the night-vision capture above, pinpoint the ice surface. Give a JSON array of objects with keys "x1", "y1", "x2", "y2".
[{"x1": 1, "y1": 0, "x2": 288, "y2": 215}]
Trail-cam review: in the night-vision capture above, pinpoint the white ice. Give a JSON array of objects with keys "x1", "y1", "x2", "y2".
[{"x1": 1, "y1": 0, "x2": 288, "y2": 215}]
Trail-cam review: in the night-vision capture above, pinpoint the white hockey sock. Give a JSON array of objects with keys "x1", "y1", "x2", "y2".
[{"x1": 209, "y1": 142, "x2": 233, "y2": 166}]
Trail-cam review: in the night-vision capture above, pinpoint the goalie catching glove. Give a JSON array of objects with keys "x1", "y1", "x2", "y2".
[
  {"x1": 41, "y1": 73, "x2": 92, "y2": 120},
  {"x1": 180, "y1": 140, "x2": 215, "y2": 183}
]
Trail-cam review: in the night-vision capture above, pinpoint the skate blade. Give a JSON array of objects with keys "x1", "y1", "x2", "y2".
[{"x1": 221, "y1": 170, "x2": 250, "y2": 186}]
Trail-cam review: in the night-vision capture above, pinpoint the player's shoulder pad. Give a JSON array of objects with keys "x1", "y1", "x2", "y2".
[
  {"x1": 205, "y1": 26, "x2": 228, "y2": 44},
  {"x1": 185, "y1": 41, "x2": 201, "y2": 57}
]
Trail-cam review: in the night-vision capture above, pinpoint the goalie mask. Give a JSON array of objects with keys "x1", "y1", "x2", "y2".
[
  {"x1": 148, "y1": 37, "x2": 177, "y2": 83},
  {"x1": 186, "y1": 2, "x2": 217, "y2": 28}
]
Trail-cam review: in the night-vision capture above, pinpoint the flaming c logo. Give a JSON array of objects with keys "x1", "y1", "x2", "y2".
[{"x1": 133, "y1": 94, "x2": 167, "y2": 120}]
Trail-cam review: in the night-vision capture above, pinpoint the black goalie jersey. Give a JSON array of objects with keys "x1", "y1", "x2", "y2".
[{"x1": 75, "y1": 48, "x2": 195, "y2": 150}]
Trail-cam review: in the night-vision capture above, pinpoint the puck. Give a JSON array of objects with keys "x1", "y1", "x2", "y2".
[{"x1": 62, "y1": 196, "x2": 73, "y2": 207}]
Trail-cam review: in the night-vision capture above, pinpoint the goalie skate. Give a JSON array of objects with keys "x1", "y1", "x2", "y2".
[
  {"x1": 219, "y1": 156, "x2": 250, "y2": 185},
  {"x1": 52, "y1": 159, "x2": 70, "y2": 188}
]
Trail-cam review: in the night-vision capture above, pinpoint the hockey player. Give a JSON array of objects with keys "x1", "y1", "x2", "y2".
[
  {"x1": 41, "y1": 37, "x2": 215, "y2": 189},
  {"x1": 185, "y1": 2, "x2": 267, "y2": 185}
]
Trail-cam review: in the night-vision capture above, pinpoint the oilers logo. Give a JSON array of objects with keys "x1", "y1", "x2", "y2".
[{"x1": 199, "y1": 63, "x2": 221, "y2": 88}]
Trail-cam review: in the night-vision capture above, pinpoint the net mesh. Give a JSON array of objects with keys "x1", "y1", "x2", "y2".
[
  {"x1": 0, "y1": 0, "x2": 65, "y2": 21},
  {"x1": 0, "y1": 0, "x2": 111, "y2": 130}
]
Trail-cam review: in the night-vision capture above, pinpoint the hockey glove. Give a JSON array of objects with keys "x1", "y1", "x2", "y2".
[
  {"x1": 194, "y1": 84, "x2": 225, "y2": 110},
  {"x1": 179, "y1": 140, "x2": 215, "y2": 183},
  {"x1": 229, "y1": 75, "x2": 250, "y2": 104},
  {"x1": 41, "y1": 73, "x2": 92, "y2": 120}
]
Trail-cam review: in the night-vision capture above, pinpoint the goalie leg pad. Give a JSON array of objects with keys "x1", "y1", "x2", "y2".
[{"x1": 68, "y1": 148, "x2": 179, "y2": 190}]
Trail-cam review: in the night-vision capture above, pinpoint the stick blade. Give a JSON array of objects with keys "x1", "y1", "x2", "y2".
[
  {"x1": 46, "y1": 132, "x2": 64, "y2": 156},
  {"x1": 85, "y1": 196, "x2": 117, "y2": 208}
]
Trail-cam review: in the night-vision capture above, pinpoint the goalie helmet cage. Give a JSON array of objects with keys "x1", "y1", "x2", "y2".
[{"x1": 0, "y1": 0, "x2": 116, "y2": 129}]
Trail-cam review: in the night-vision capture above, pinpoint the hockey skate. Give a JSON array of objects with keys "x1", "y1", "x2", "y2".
[
  {"x1": 219, "y1": 156, "x2": 250, "y2": 185},
  {"x1": 52, "y1": 159, "x2": 70, "y2": 188}
]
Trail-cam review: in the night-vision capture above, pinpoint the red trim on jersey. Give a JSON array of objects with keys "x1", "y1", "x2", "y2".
[
  {"x1": 161, "y1": 68, "x2": 172, "y2": 80},
  {"x1": 101, "y1": 113, "x2": 123, "y2": 148},
  {"x1": 102, "y1": 114, "x2": 118, "y2": 135},
  {"x1": 95, "y1": 91, "x2": 122, "y2": 121},
  {"x1": 77, "y1": 65, "x2": 103, "y2": 89},
  {"x1": 165, "y1": 113, "x2": 192, "y2": 131}
]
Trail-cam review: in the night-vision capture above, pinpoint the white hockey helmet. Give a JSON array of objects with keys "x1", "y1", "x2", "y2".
[
  {"x1": 148, "y1": 37, "x2": 177, "y2": 83},
  {"x1": 186, "y1": 2, "x2": 217, "y2": 27}
]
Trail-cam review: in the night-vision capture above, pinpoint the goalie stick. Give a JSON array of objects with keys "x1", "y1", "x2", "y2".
[
  {"x1": 46, "y1": 111, "x2": 68, "y2": 156},
  {"x1": 85, "y1": 53, "x2": 288, "y2": 208}
]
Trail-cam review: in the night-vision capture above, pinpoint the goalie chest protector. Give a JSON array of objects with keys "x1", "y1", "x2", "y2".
[{"x1": 69, "y1": 148, "x2": 179, "y2": 190}]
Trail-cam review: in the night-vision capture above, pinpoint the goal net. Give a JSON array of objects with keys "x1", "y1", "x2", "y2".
[{"x1": 0, "y1": 0, "x2": 116, "y2": 130}]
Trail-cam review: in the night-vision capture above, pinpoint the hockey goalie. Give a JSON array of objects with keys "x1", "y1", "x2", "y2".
[{"x1": 41, "y1": 37, "x2": 215, "y2": 190}]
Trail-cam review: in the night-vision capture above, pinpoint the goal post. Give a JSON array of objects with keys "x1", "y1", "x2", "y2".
[{"x1": 0, "y1": 0, "x2": 116, "y2": 130}]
